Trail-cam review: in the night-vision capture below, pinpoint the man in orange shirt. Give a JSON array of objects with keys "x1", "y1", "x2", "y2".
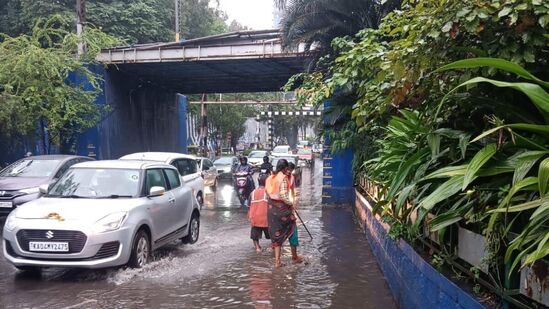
[{"x1": 248, "y1": 174, "x2": 270, "y2": 252}]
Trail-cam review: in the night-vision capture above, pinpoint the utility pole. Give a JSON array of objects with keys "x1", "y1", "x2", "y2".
[
  {"x1": 174, "y1": 0, "x2": 181, "y2": 41},
  {"x1": 76, "y1": 0, "x2": 86, "y2": 55},
  {"x1": 200, "y1": 94, "x2": 208, "y2": 157}
]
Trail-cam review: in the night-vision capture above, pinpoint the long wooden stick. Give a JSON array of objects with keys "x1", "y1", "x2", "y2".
[
  {"x1": 292, "y1": 188, "x2": 313, "y2": 240},
  {"x1": 294, "y1": 209, "x2": 313, "y2": 240}
]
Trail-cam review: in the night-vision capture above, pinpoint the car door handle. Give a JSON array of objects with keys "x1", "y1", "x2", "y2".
[{"x1": 168, "y1": 197, "x2": 176, "y2": 204}]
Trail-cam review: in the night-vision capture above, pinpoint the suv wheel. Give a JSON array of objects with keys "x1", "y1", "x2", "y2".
[{"x1": 128, "y1": 229, "x2": 150, "y2": 268}]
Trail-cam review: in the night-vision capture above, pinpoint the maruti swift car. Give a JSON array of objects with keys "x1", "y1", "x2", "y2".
[{"x1": 2, "y1": 160, "x2": 200, "y2": 271}]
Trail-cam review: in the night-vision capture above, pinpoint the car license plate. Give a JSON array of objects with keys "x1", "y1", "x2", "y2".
[
  {"x1": 29, "y1": 242, "x2": 69, "y2": 252},
  {"x1": 0, "y1": 201, "x2": 12, "y2": 208}
]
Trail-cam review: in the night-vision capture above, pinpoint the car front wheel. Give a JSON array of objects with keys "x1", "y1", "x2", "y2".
[
  {"x1": 182, "y1": 213, "x2": 200, "y2": 244},
  {"x1": 128, "y1": 229, "x2": 150, "y2": 268}
]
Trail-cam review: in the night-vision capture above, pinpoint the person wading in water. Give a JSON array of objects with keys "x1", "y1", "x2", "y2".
[
  {"x1": 265, "y1": 159, "x2": 303, "y2": 267},
  {"x1": 248, "y1": 174, "x2": 270, "y2": 252}
]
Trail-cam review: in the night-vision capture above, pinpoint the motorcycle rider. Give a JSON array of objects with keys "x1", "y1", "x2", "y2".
[
  {"x1": 259, "y1": 156, "x2": 273, "y2": 177},
  {"x1": 234, "y1": 156, "x2": 255, "y2": 202}
]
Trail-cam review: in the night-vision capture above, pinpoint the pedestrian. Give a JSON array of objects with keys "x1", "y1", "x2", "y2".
[
  {"x1": 287, "y1": 162, "x2": 303, "y2": 264},
  {"x1": 265, "y1": 159, "x2": 302, "y2": 267},
  {"x1": 248, "y1": 174, "x2": 270, "y2": 253}
]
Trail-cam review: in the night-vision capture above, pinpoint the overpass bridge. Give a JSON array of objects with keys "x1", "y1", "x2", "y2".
[
  {"x1": 96, "y1": 29, "x2": 313, "y2": 93},
  {"x1": 77, "y1": 29, "x2": 352, "y2": 204}
]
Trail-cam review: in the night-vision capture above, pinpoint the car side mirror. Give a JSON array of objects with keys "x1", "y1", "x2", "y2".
[
  {"x1": 39, "y1": 184, "x2": 49, "y2": 194},
  {"x1": 149, "y1": 186, "x2": 165, "y2": 197},
  {"x1": 209, "y1": 166, "x2": 217, "y2": 171}
]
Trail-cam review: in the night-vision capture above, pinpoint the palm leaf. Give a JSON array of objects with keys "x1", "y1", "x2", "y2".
[
  {"x1": 419, "y1": 176, "x2": 464, "y2": 211},
  {"x1": 488, "y1": 197, "x2": 549, "y2": 213},
  {"x1": 471, "y1": 124, "x2": 549, "y2": 143},
  {"x1": 463, "y1": 143, "x2": 497, "y2": 190},
  {"x1": 435, "y1": 58, "x2": 549, "y2": 88},
  {"x1": 538, "y1": 157, "x2": 549, "y2": 196}
]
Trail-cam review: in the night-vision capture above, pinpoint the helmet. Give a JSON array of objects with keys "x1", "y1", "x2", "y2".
[
  {"x1": 239, "y1": 156, "x2": 248, "y2": 164},
  {"x1": 263, "y1": 156, "x2": 269, "y2": 163}
]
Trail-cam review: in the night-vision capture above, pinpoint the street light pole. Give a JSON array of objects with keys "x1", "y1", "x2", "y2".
[
  {"x1": 174, "y1": 0, "x2": 181, "y2": 41},
  {"x1": 76, "y1": 0, "x2": 86, "y2": 55}
]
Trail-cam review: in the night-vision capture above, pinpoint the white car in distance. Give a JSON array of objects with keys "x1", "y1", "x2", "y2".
[
  {"x1": 247, "y1": 150, "x2": 269, "y2": 169},
  {"x1": 195, "y1": 157, "x2": 218, "y2": 188},
  {"x1": 272, "y1": 145, "x2": 291, "y2": 156},
  {"x1": 120, "y1": 152, "x2": 205, "y2": 206}
]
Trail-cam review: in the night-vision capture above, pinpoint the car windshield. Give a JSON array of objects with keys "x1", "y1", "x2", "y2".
[
  {"x1": 249, "y1": 151, "x2": 266, "y2": 158},
  {"x1": 272, "y1": 157, "x2": 297, "y2": 166},
  {"x1": 47, "y1": 168, "x2": 141, "y2": 198},
  {"x1": 273, "y1": 146, "x2": 289, "y2": 153},
  {"x1": 214, "y1": 157, "x2": 233, "y2": 164},
  {"x1": 0, "y1": 159, "x2": 61, "y2": 178}
]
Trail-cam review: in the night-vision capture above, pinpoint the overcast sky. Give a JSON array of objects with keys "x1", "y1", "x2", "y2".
[{"x1": 216, "y1": 0, "x2": 276, "y2": 30}]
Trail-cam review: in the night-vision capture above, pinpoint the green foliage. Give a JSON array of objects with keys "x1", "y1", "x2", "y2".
[
  {"x1": 0, "y1": 17, "x2": 120, "y2": 151},
  {"x1": 0, "y1": 0, "x2": 229, "y2": 44},
  {"x1": 278, "y1": 0, "x2": 400, "y2": 53},
  {"x1": 285, "y1": 0, "x2": 549, "y2": 292}
]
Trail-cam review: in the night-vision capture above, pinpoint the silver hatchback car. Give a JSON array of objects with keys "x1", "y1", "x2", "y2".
[{"x1": 2, "y1": 160, "x2": 200, "y2": 271}]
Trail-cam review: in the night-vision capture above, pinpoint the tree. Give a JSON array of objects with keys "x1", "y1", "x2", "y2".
[
  {"x1": 276, "y1": 0, "x2": 400, "y2": 53},
  {"x1": 228, "y1": 20, "x2": 250, "y2": 32},
  {"x1": 180, "y1": 0, "x2": 228, "y2": 39},
  {"x1": 206, "y1": 105, "x2": 253, "y2": 151},
  {"x1": 0, "y1": 0, "x2": 230, "y2": 44},
  {"x1": 0, "y1": 17, "x2": 120, "y2": 153}
]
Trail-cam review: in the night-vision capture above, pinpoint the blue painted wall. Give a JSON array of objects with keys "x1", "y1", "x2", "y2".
[
  {"x1": 355, "y1": 192, "x2": 485, "y2": 309},
  {"x1": 74, "y1": 67, "x2": 188, "y2": 159},
  {"x1": 177, "y1": 94, "x2": 188, "y2": 154},
  {"x1": 75, "y1": 65, "x2": 106, "y2": 159},
  {"x1": 322, "y1": 99, "x2": 355, "y2": 204}
]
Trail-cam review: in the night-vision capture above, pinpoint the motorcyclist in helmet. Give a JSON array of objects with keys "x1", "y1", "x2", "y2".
[
  {"x1": 235, "y1": 156, "x2": 255, "y2": 191},
  {"x1": 259, "y1": 156, "x2": 273, "y2": 177}
]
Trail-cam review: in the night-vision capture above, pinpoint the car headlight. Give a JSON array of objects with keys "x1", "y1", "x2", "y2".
[
  {"x1": 19, "y1": 186, "x2": 40, "y2": 194},
  {"x1": 4, "y1": 214, "x2": 18, "y2": 231},
  {"x1": 93, "y1": 212, "x2": 127, "y2": 233}
]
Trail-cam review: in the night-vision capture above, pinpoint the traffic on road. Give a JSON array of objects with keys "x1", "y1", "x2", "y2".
[{"x1": 0, "y1": 153, "x2": 395, "y2": 308}]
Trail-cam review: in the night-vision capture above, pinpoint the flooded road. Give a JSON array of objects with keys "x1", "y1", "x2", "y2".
[{"x1": 0, "y1": 159, "x2": 395, "y2": 308}]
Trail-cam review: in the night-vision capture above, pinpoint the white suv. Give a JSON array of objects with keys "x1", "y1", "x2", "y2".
[{"x1": 120, "y1": 153, "x2": 205, "y2": 206}]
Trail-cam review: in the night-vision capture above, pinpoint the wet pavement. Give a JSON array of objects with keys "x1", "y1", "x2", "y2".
[{"x1": 0, "y1": 159, "x2": 395, "y2": 308}]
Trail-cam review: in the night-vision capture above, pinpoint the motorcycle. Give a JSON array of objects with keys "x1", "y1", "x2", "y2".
[
  {"x1": 233, "y1": 171, "x2": 252, "y2": 207},
  {"x1": 258, "y1": 167, "x2": 272, "y2": 179}
]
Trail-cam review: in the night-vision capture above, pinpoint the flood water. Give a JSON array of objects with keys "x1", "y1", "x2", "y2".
[{"x1": 0, "y1": 159, "x2": 395, "y2": 308}]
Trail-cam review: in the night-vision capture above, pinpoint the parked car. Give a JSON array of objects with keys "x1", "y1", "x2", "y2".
[
  {"x1": 196, "y1": 157, "x2": 218, "y2": 188},
  {"x1": 297, "y1": 148, "x2": 314, "y2": 166},
  {"x1": 0, "y1": 155, "x2": 93, "y2": 216},
  {"x1": 2, "y1": 160, "x2": 200, "y2": 271},
  {"x1": 297, "y1": 140, "x2": 310, "y2": 149},
  {"x1": 271, "y1": 155, "x2": 302, "y2": 187},
  {"x1": 272, "y1": 145, "x2": 291, "y2": 155},
  {"x1": 214, "y1": 156, "x2": 238, "y2": 179},
  {"x1": 120, "y1": 152, "x2": 205, "y2": 206},
  {"x1": 248, "y1": 150, "x2": 269, "y2": 169}
]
